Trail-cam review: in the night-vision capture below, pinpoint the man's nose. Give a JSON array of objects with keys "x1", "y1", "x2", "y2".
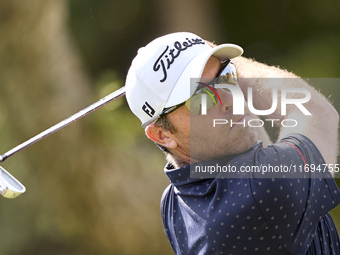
[{"x1": 218, "y1": 89, "x2": 234, "y2": 112}]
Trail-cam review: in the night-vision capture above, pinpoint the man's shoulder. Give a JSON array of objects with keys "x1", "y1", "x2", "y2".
[
  {"x1": 277, "y1": 133, "x2": 314, "y2": 146},
  {"x1": 254, "y1": 133, "x2": 319, "y2": 161}
]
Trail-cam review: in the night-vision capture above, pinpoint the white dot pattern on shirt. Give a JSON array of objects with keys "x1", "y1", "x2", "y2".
[{"x1": 162, "y1": 135, "x2": 340, "y2": 255}]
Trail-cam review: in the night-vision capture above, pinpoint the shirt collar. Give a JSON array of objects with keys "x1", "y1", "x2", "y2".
[
  {"x1": 164, "y1": 153, "x2": 241, "y2": 186},
  {"x1": 164, "y1": 141, "x2": 263, "y2": 186}
]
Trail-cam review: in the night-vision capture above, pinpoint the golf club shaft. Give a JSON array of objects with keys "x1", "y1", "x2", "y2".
[{"x1": 0, "y1": 86, "x2": 126, "y2": 163}]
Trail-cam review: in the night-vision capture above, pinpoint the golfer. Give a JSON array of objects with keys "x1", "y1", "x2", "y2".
[{"x1": 125, "y1": 32, "x2": 340, "y2": 254}]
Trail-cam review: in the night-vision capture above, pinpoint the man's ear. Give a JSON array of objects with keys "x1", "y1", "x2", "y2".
[{"x1": 145, "y1": 124, "x2": 177, "y2": 149}]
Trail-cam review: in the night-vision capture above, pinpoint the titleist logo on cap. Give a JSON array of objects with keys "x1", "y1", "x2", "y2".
[{"x1": 153, "y1": 38, "x2": 205, "y2": 83}]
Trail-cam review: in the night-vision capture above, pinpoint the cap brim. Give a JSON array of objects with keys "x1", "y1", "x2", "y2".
[{"x1": 165, "y1": 44, "x2": 243, "y2": 107}]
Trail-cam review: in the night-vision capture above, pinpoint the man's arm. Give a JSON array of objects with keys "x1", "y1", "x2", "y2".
[{"x1": 233, "y1": 56, "x2": 339, "y2": 166}]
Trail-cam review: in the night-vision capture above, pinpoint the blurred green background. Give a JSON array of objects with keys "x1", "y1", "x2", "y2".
[{"x1": 0, "y1": 0, "x2": 339, "y2": 254}]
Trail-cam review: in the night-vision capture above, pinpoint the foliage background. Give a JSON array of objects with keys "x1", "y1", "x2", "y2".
[{"x1": 0, "y1": 0, "x2": 339, "y2": 254}]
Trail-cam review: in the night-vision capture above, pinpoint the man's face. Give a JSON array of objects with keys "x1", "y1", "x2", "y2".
[{"x1": 166, "y1": 56, "x2": 258, "y2": 163}]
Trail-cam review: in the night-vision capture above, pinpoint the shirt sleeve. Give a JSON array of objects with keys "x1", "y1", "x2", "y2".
[{"x1": 249, "y1": 133, "x2": 340, "y2": 253}]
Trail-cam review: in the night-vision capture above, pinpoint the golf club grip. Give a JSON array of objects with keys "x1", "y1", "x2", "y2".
[{"x1": 0, "y1": 86, "x2": 126, "y2": 163}]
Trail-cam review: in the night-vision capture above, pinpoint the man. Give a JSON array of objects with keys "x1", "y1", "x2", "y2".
[{"x1": 125, "y1": 32, "x2": 340, "y2": 254}]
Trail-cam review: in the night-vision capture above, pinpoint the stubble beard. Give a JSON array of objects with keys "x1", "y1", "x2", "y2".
[{"x1": 189, "y1": 124, "x2": 258, "y2": 162}]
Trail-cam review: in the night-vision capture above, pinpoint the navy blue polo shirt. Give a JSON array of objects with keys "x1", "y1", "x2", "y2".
[{"x1": 161, "y1": 134, "x2": 340, "y2": 255}]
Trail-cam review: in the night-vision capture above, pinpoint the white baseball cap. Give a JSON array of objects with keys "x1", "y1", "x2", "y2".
[{"x1": 125, "y1": 32, "x2": 243, "y2": 128}]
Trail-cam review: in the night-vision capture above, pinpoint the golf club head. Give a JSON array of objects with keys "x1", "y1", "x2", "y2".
[{"x1": 0, "y1": 166, "x2": 25, "y2": 199}]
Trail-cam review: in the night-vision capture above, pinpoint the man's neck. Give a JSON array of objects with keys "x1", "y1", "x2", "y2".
[{"x1": 167, "y1": 154, "x2": 189, "y2": 169}]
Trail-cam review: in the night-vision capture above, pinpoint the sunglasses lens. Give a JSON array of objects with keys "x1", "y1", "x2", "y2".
[
  {"x1": 214, "y1": 61, "x2": 238, "y2": 86},
  {"x1": 184, "y1": 61, "x2": 238, "y2": 115},
  {"x1": 185, "y1": 91, "x2": 217, "y2": 115},
  {"x1": 185, "y1": 94, "x2": 199, "y2": 115}
]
